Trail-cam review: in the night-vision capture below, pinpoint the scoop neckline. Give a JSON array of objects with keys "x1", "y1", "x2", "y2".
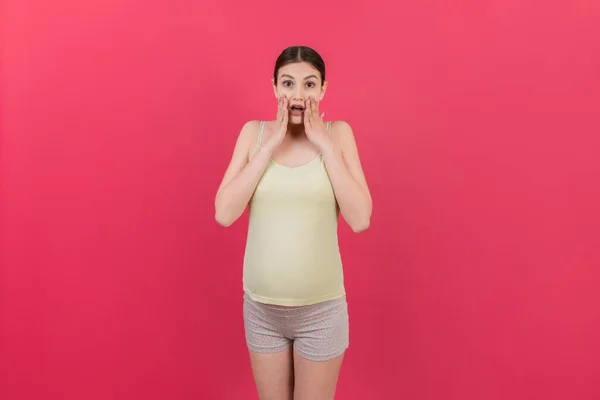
[{"x1": 269, "y1": 153, "x2": 322, "y2": 169}]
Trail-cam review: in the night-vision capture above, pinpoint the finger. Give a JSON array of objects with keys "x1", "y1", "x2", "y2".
[
  {"x1": 279, "y1": 96, "x2": 287, "y2": 123},
  {"x1": 306, "y1": 98, "x2": 313, "y2": 119},
  {"x1": 277, "y1": 96, "x2": 283, "y2": 121},
  {"x1": 309, "y1": 98, "x2": 318, "y2": 125},
  {"x1": 304, "y1": 100, "x2": 311, "y2": 126},
  {"x1": 282, "y1": 98, "x2": 289, "y2": 126},
  {"x1": 311, "y1": 96, "x2": 318, "y2": 117}
]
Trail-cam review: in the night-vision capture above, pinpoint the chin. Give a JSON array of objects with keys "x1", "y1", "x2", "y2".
[{"x1": 289, "y1": 115, "x2": 303, "y2": 124}]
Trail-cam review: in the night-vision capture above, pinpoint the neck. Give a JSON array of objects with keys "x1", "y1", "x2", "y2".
[{"x1": 287, "y1": 123, "x2": 306, "y2": 138}]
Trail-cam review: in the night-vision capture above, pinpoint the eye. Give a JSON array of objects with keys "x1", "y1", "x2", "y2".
[
  {"x1": 282, "y1": 80, "x2": 293, "y2": 87},
  {"x1": 306, "y1": 81, "x2": 316, "y2": 88}
]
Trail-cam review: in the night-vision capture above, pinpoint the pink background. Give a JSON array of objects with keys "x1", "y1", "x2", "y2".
[{"x1": 2, "y1": 1, "x2": 599, "y2": 399}]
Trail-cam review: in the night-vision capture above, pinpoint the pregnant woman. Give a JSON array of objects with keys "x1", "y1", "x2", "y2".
[{"x1": 215, "y1": 45, "x2": 372, "y2": 400}]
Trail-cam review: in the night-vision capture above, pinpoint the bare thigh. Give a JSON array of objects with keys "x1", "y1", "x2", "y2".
[
  {"x1": 249, "y1": 347, "x2": 294, "y2": 400},
  {"x1": 293, "y1": 350, "x2": 345, "y2": 400}
]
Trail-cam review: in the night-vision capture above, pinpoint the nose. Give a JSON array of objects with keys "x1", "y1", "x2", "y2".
[{"x1": 292, "y1": 86, "x2": 306, "y2": 102}]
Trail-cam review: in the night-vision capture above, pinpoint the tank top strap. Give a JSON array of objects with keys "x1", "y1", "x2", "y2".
[
  {"x1": 326, "y1": 121, "x2": 332, "y2": 136},
  {"x1": 250, "y1": 121, "x2": 266, "y2": 160}
]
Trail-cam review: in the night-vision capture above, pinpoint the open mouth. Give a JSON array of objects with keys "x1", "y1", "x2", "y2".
[{"x1": 289, "y1": 105, "x2": 305, "y2": 115}]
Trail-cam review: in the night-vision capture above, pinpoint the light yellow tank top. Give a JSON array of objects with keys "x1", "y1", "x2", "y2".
[{"x1": 242, "y1": 121, "x2": 345, "y2": 306}]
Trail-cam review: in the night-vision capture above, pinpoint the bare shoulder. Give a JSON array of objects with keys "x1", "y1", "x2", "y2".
[
  {"x1": 329, "y1": 120, "x2": 360, "y2": 150},
  {"x1": 255, "y1": 119, "x2": 279, "y2": 144},
  {"x1": 329, "y1": 120, "x2": 354, "y2": 137},
  {"x1": 261, "y1": 120, "x2": 278, "y2": 135},
  {"x1": 236, "y1": 120, "x2": 263, "y2": 159},
  {"x1": 239, "y1": 120, "x2": 262, "y2": 140},
  {"x1": 328, "y1": 120, "x2": 371, "y2": 201}
]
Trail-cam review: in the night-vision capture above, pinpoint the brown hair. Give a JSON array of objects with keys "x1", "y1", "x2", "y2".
[{"x1": 273, "y1": 46, "x2": 326, "y2": 85}]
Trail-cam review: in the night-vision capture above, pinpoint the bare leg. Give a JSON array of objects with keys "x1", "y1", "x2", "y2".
[
  {"x1": 249, "y1": 347, "x2": 294, "y2": 400},
  {"x1": 292, "y1": 350, "x2": 345, "y2": 400}
]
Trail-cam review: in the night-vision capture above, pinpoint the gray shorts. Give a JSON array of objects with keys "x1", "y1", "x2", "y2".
[{"x1": 243, "y1": 293, "x2": 349, "y2": 362}]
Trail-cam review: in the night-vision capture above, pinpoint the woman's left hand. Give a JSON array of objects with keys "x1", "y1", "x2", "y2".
[{"x1": 304, "y1": 97, "x2": 334, "y2": 153}]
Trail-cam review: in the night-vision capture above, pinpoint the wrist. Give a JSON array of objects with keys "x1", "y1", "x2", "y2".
[
  {"x1": 316, "y1": 137, "x2": 332, "y2": 153},
  {"x1": 320, "y1": 143, "x2": 340, "y2": 159},
  {"x1": 258, "y1": 146, "x2": 274, "y2": 158}
]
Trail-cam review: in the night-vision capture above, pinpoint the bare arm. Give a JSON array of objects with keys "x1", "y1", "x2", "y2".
[
  {"x1": 321, "y1": 121, "x2": 372, "y2": 232},
  {"x1": 214, "y1": 121, "x2": 271, "y2": 227},
  {"x1": 215, "y1": 96, "x2": 289, "y2": 227}
]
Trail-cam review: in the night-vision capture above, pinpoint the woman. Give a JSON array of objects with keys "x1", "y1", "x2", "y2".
[{"x1": 215, "y1": 46, "x2": 372, "y2": 400}]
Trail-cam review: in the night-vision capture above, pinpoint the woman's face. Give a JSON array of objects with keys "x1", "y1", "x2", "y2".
[{"x1": 273, "y1": 62, "x2": 327, "y2": 124}]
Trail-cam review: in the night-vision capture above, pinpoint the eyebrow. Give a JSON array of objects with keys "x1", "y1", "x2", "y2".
[{"x1": 280, "y1": 74, "x2": 318, "y2": 81}]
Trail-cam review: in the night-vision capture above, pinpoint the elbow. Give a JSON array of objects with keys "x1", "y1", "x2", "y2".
[
  {"x1": 345, "y1": 204, "x2": 372, "y2": 233},
  {"x1": 215, "y1": 196, "x2": 246, "y2": 227},
  {"x1": 215, "y1": 208, "x2": 234, "y2": 227},
  {"x1": 216, "y1": 216, "x2": 233, "y2": 227},
  {"x1": 214, "y1": 195, "x2": 234, "y2": 227},
  {"x1": 350, "y1": 217, "x2": 370, "y2": 233}
]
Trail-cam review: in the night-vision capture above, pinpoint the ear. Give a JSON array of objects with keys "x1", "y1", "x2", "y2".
[
  {"x1": 271, "y1": 78, "x2": 278, "y2": 98},
  {"x1": 319, "y1": 81, "x2": 328, "y2": 100}
]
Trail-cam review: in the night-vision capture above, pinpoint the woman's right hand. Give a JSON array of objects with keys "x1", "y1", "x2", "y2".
[{"x1": 262, "y1": 95, "x2": 289, "y2": 153}]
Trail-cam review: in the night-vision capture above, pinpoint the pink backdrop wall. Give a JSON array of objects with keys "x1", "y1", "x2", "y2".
[{"x1": 2, "y1": 1, "x2": 599, "y2": 399}]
